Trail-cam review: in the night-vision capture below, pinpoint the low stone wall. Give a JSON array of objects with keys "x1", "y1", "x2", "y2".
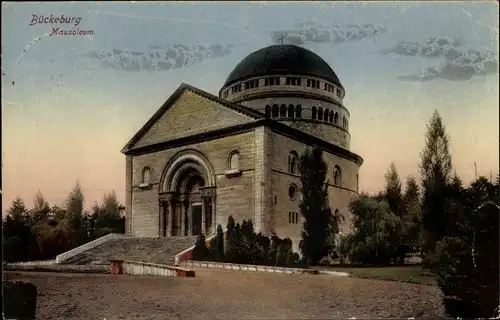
[
  {"x1": 316, "y1": 270, "x2": 350, "y2": 277},
  {"x1": 6, "y1": 260, "x2": 56, "y2": 266},
  {"x1": 174, "y1": 230, "x2": 227, "y2": 266},
  {"x1": 4, "y1": 263, "x2": 108, "y2": 274},
  {"x1": 55, "y1": 233, "x2": 129, "y2": 264},
  {"x1": 120, "y1": 260, "x2": 195, "y2": 277},
  {"x1": 182, "y1": 260, "x2": 324, "y2": 275}
]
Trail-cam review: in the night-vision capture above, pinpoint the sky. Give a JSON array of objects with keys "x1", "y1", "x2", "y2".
[{"x1": 2, "y1": 2, "x2": 499, "y2": 213}]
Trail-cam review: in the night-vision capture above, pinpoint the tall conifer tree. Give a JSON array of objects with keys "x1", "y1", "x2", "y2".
[
  {"x1": 419, "y1": 110, "x2": 453, "y2": 262},
  {"x1": 298, "y1": 147, "x2": 337, "y2": 264}
]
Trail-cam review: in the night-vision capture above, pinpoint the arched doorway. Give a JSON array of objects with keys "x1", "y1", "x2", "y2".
[
  {"x1": 179, "y1": 171, "x2": 204, "y2": 236},
  {"x1": 159, "y1": 150, "x2": 216, "y2": 237}
]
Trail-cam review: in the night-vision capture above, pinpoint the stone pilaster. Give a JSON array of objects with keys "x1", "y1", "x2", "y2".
[
  {"x1": 201, "y1": 200, "x2": 206, "y2": 235},
  {"x1": 253, "y1": 127, "x2": 265, "y2": 234},
  {"x1": 125, "y1": 155, "x2": 133, "y2": 235},
  {"x1": 212, "y1": 196, "x2": 217, "y2": 234},
  {"x1": 159, "y1": 202, "x2": 165, "y2": 237}
]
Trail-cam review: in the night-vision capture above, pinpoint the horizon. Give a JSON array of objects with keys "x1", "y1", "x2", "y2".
[{"x1": 2, "y1": 2, "x2": 499, "y2": 213}]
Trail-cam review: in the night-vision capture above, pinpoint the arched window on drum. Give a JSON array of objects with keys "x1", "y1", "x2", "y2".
[{"x1": 333, "y1": 165, "x2": 342, "y2": 186}]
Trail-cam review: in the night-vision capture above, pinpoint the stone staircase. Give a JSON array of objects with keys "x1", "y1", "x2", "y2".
[{"x1": 61, "y1": 236, "x2": 197, "y2": 266}]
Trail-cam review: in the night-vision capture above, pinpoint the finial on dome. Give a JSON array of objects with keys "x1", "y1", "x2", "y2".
[{"x1": 277, "y1": 34, "x2": 286, "y2": 46}]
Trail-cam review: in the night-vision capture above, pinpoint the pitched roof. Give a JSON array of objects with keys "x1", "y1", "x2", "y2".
[{"x1": 121, "y1": 83, "x2": 265, "y2": 152}]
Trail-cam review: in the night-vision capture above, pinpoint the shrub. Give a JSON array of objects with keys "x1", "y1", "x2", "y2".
[
  {"x1": 213, "y1": 225, "x2": 224, "y2": 262},
  {"x1": 93, "y1": 227, "x2": 113, "y2": 238},
  {"x1": 437, "y1": 201, "x2": 499, "y2": 318},
  {"x1": 36, "y1": 222, "x2": 75, "y2": 259},
  {"x1": 192, "y1": 234, "x2": 210, "y2": 261},
  {"x1": 3, "y1": 280, "x2": 38, "y2": 319},
  {"x1": 199, "y1": 217, "x2": 302, "y2": 268},
  {"x1": 336, "y1": 234, "x2": 352, "y2": 264},
  {"x1": 437, "y1": 236, "x2": 478, "y2": 318}
]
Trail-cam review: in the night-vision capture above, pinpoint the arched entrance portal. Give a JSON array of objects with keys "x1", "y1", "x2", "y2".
[{"x1": 159, "y1": 151, "x2": 216, "y2": 237}]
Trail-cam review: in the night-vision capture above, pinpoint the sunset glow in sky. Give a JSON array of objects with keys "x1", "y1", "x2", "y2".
[{"x1": 2, "y1": 2, "x2": 499, "y2": 213}]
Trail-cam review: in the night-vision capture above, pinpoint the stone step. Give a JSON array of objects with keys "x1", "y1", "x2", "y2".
[{"x1": 62, "y1": 236, "x2": 198, "y2": 266}]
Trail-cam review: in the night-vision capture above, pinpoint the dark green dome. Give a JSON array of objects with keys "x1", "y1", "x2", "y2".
[{"x1": 224, "y1": 45, "x2": 343, "y2": 88}]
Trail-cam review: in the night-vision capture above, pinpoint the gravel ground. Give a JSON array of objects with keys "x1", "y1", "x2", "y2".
[{"x1": 4, "y1": 269, "x2": 446, "y2": 320}]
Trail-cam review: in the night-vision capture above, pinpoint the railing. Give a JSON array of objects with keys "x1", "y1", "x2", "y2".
[{"x1": 174, "y1": 230, "x2": 227, "y2": 265}]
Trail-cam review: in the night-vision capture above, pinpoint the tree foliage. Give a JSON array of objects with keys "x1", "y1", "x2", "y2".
[
  {"x1": 384, "y1": 162, "x2": 403, "y2": 218},
  {"x1": 346, "y1": 195, "x2": 400, "y2": 264},
  {"x1": 400, "y1": 175, "x2": 422, "y2": 250},
  {"x1": 192, "y1": 233, "x2": 210, "y2": 261},
  {"x1": 2, "y1": 184, "x2": 126, "y2": 262},
  {"x1": 419, "y1": 109, "x2": 454, "y2": 263},
  {"x1": 298, "y1": 147, "x2": 338, "y2": 265},
  {"x1": 200, "y1": 216, "x2": 301, "y2": 267},
  {"x1": 437, "y1": 177, "x2": 499, "y2": 318}
]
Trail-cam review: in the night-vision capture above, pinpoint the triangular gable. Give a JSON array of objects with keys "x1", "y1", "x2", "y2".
[{"x1": 122, "y1": 83, "x2": 264, "y2": 152}]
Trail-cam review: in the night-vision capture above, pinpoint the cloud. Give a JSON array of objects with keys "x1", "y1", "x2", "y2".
[
  {"x1": 379, "y1": 37, "x2": 465, "y2": 58},
  {"x1": 79, "y1": 43, "x2": 236, "y2": 72},
  {"x1": 399, "y1": 49, "x2": 499, "y2": 82},
  {"x1": 270, "y1": 22, "x2": 386, "y2": 45},
  {"x1": 16, "y1": 33, "x2": 51, "y2": 65}
]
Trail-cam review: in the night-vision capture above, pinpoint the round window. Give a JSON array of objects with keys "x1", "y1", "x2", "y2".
[{"x1": 288, "y1": 184, "x2": 297, "y2": 200}]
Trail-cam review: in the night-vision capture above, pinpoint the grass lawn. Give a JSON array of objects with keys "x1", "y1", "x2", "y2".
[{"x1": 316, "y1": 265, "x2": 438, "y2": 286}]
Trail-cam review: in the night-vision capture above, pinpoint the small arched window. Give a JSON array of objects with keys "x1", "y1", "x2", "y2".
[
  {"x1": 334, "y1": 112, "x2": 339, "y2": 125},
  {"x1": 356, "y1": 174, "x2": 359, "y2": 192},
  {"x1": 288, "y1": 104, "x2": 294, "y2": 118},
  {"x1": 329, "y1": 111, "x2": 333, "y2": 123},
  {"x1": 265, "y1": 105, "x2": 271, "y2": 118},
  {"x1": 342, "y1": 116, "x2": 347, "y2": 128},
  {"x1": 288, "y1": 151, "x2": 299, "y2": 174},
  {"x1": 295, "y1": 105, "x2": 302, "y2": 118},
  {"x1": 324, "y1": 108, "x2": 329, "y2": 121},
  {"x1": 346, "y1": 118, "x2": 349, "y2": 130},
  {"x1": 229, "y1": 151, "x2": 240, "y2": 170},
  {"x1": 289, "y1": 184, "x2": 298, "y2": 201},
  {"x1": 333, "y1": 165, "x2": 342, "y2": 186},
  {"x1": 272, "y1": 104, "x2": 279, "y2": 118},
  {"x1": 142, "y1": 167, "x2": 151, "y2": 184},
  {"x1": 280, "y1": 104, "x2": 287, "y2": 117},
  {"x1": 312, "y1": 106, "x2": 317, "y2": 119},
  {"x1": 318, "y1": 107, "x2": 323, "y2": 120}
]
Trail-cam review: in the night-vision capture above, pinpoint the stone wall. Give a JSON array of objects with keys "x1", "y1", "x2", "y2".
[
  {"x1": 121, "y1": 260, "x2": 195, "y2": 277},
  {"x1": 182, "y1": 260, "x2": 315, "y2": 275},
  {"x1": 4, "y1": 263, "x2": 108, "y2": 273},
  {"x1": 129, "y1": 131, "x2": 257, "y2": 237},
  {"x1": 182, "y1": 260, "x2": 349, "y2": 277},
  {"x1": 281, "y1": 119, "x2": 350, "y2": 150},
  {"x1": 241, "y1": 96, "x2": 350, "y2": 149},
  {"x1": 133, "y1": 91, "x2": 255, "y2": 149},
  {"x1": 267, "y1": 131, "x2": 360, "y2": 247}
]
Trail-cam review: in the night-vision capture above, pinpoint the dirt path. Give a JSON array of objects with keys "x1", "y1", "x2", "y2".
[{"x1": 4, "y1": 269, "x2": 445, "y2": 319}]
